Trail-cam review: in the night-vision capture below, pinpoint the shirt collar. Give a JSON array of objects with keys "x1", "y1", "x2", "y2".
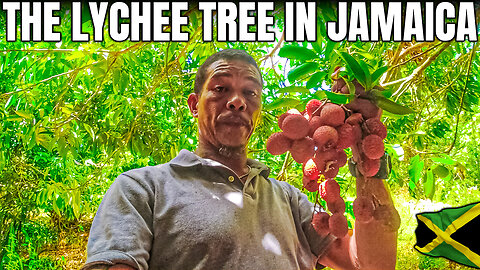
[{"x1": 170, "y1": 149, "x2": 271, "y2": 179}]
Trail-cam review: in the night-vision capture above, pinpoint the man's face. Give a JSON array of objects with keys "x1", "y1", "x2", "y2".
[{"x1": 188, "y1": 59, "x2": 262, "y2": 149}]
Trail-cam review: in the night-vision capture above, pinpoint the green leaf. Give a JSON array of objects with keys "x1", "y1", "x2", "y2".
[
  {"x1": 278, "y1": 45, "x2": 317, "y2": 61},
  {"x1": 306, "y1": 71, "x2": 326, "y2": 89},
  {"x1": 423, "y1": 169, "x2": 435, "y2": 199},
  {"x1": 431, "y1": 154, "x2": 456, "y2": 165},
  {"x1": 324, "y1": 40, "x2": 338, "y2": 61},
  {"x1": 264, "y1": 97, "x2": 301, "y2": 111},
  {"x1": 4, "y1": 95, "x2": 16, "y2": 110},
  {"x1": 321, "y1": 90, "x2": 353, "y2": 104},
  {"x1": 345, "y1": 79, "x2": 356, "y2": 95},
  {"x1": 358, "y1": 59, "x2": 372, "y2": 89},
  {"x1": 287, "y1": 62, "x2": 319, "y2": 83},
  {"x1": 371, "y1": 66, "x2": 389, "y2": 84},
  {"x1": 408, "y1": 155, "x2": 424, "y2": 191},
  {"x1": 277, "y1": 86, "x2": 309, "y2": 94},
  {"x1": 374, "y1": 95, "x2": 415, "y2": 115},
  {"x1": 337, "y1": 51, "x2": 367, "y2": 86}
]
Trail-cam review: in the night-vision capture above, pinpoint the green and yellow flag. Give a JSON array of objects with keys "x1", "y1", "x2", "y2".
[{"x1": 415, "y1": 202, "x2": 480, "y2": 268}]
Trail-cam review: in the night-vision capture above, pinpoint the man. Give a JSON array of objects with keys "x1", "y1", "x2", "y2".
[{"x1": 83, "y1": 49, "x2": 399, "y2": 270}]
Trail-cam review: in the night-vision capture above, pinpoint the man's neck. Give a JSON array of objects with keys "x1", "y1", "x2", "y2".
[{"x1": 196, "y1": 141, "x2": 249, "y2": 178}]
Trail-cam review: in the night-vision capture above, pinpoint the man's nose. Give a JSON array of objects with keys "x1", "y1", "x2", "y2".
[{"x1": 226, "y1": 93, "x2": 246, "y2": 111}]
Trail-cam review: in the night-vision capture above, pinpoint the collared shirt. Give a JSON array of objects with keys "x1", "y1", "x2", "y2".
[{"x1": 83, "y1": 149, "x2": 335, "y2": 270}]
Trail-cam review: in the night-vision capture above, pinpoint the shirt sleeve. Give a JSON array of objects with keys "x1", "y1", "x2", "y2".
[{"x1": 82, "y1": 171, "x2": 156, "y2": 270}]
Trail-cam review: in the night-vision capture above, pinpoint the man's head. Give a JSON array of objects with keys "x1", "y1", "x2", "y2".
[{"x1": 188, "y1": 49, "x2": 263, "y2": 152}]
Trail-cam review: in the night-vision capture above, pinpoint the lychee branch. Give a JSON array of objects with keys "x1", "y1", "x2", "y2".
[{"x1": 445, "y1": 42, "x2": 477, "y2": 155}]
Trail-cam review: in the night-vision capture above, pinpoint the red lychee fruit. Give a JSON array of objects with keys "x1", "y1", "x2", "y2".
[
  {"x1": 266, "y1": 132, "x2": 292, "y2": 155},
  {"x1": 357, "y1": 157, "x2": 381, "y2": 177},
  {"x1": 290, "y1": 137, "x2": 315, "y2": 163},
  {"x1": 313, "y1": 126, "x2": 338, "y2": 150},
  {"x1": 351, "y1": 124, "x2": 363, "y2": 143},
  {"x1": 365, "y1": 118, "x2": 387, "y2": 139},
  {"x1": 346, "y1": 98, "x2": 379, "y2": 119},
  {"x1": 353, "y1": 196, "x2": 374, "y2": 223},
  {"x1": 319, "y1": 179, "x2": 341, "y2": 203},
  {"x1": 353, "y1": 80, "x2": 367, "y2": 97},
  {"x1": 336, "y1": 124, "x2": 355, "y2": 149},
  {"x1": 278, "y1": 108, "x2": 301, "y2": 130},
  {"x1": 319, "y1": 103, "x2": 345, "y2": 127},
  {"x1": 323, "y1": 164, "x2": 339, "y2": 179},
  {"x1": 312, "y1": 212, "x2": 330, "y2": 235},
  {"x1": 306, "y1": 99, "x2": 323, "y2": 117},
  {"x1": 345, "y1": 113, "x2": 364, "y2": 125},
  {"x1": 314, "y1": 149, "x2": 338, "y2": 172},
  {"x1": 336, "y1": 149, "x2": 348, "y2": 167},
  {"x1": 303, "y1": 158, "x2": 320, "y2": 180},
  {"x1": 302, "y1": 175, "x2": 320, "y2": 192},
  {"x1": 327, "y1": 197, "x2": 346, "y2": 214},
  {"x1": 282, "y1": 114, "x2": 309, "y2": 140},
  {"x1": 329, "y1": 213, "x2": 349, "y2": 238},
  {"x1": 309, "y1": 116, "x2": 323, "y2": 137},
  {"x1": 362, "y1": 135, "x2": 384, "y2": 160}
]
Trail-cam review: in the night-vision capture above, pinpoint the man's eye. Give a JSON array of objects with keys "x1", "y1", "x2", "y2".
[
  {"x1": 214, "y1": 86, "x2": 226, "y2": 92},
  {"x1": 245, "y1": 90, "x2": 257, "y2": 97}
]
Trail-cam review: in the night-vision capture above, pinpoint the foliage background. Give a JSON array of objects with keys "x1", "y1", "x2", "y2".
[{"x1": 0, "y1": 3, "x2": 479, "y2": 269}]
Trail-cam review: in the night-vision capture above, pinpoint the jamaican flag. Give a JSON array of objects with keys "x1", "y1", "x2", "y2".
[{"x1": 415, "y1": 202, "x2": 480, "y2": 268}]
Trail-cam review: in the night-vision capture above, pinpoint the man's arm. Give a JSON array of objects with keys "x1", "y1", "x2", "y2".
[{"x1": 318, "y1": 172, "x2": 400, "y2": 270}]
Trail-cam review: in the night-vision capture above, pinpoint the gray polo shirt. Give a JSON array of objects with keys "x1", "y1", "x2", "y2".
[{"x1": 83, "y1": 149, "x2": 335, "y2": 270}]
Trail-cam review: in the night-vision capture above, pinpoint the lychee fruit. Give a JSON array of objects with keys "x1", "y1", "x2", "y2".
[
  {"x1": 345, "y1": 113, "x2": 364, "y2": 125},
  {"x1": 278, "y1": 108, "x2": 301, "y2": 130},
  {"x1": 303, "y1": 158, "x2": 320, "y2": 180},
  {"x1": 323, "y1": 164, "x2": 339, "y2": 179},
  {"x1": 308, "y1": 116, "x2": 323, "y2": 137},
  {"x1": 312, "y1": 212, "x2": 330, "y2": 235},
  {"x1": 319, "y1": 103, "x2": 345, "y2": 127},
  {"x1": 336, "y1": 124, "x2": 355, "y2": 149},
  {"x1": 290, "y1": 137, "x2": 315, "y2": 163},
  {"x1": 313, "y1": 126, "x2": 338, "y2": 150},
  {"x1": 346, "y1": 98, "x2": 379, "y2": 119},
  {"x1": 353, "y1": 196, "x2": 374, "y2": 223},
  {"x1": 302, "y1": 175, "x2": 319, "y2": 192},
  {"x1": 282, "y1": 114, "x2": 309, "y2": 140},
  {"x1": 306, "y1": 99, "x2": 323, "y2": 117},
  {"x1": 365, "y1": 118, "x2": 387, "y2": 139},
  {"x1": 362, "y1": 135, "x2": 385, "y2": 160},
  {"x1": 329, "y1": 213, "x2": 349, "y2": 238},
  {"x1": 336, "y1": 149, "x2": 348, "y2": 167},
  {"x1": 266, "y1": 132, "x2": 292, "y2": 155},
  {"x1": 357, "y1": 157, "x2": 381, "y2": 177},
  {"x1": 319, "y1": 179, "x2": 341, "y2": 203},
  {"x1": 314, "y1": 149, "x2": 338, "y2": 172},
  {"x1": 327, "y1": 197, "x2": 346, "y2": 214}
]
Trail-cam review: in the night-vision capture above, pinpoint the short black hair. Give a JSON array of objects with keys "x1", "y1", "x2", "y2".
[{"x1": 193, "y1": 49, "x2": 263, "y2": 95}]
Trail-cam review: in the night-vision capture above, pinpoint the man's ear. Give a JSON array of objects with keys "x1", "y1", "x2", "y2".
[{"x1": 187, "y1": 93, "x2": 199, "y2": 118}]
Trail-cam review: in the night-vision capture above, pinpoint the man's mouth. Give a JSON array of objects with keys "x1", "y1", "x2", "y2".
[{"x1": 217, "y1": 114, "x2": 250, "y2": 126}]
